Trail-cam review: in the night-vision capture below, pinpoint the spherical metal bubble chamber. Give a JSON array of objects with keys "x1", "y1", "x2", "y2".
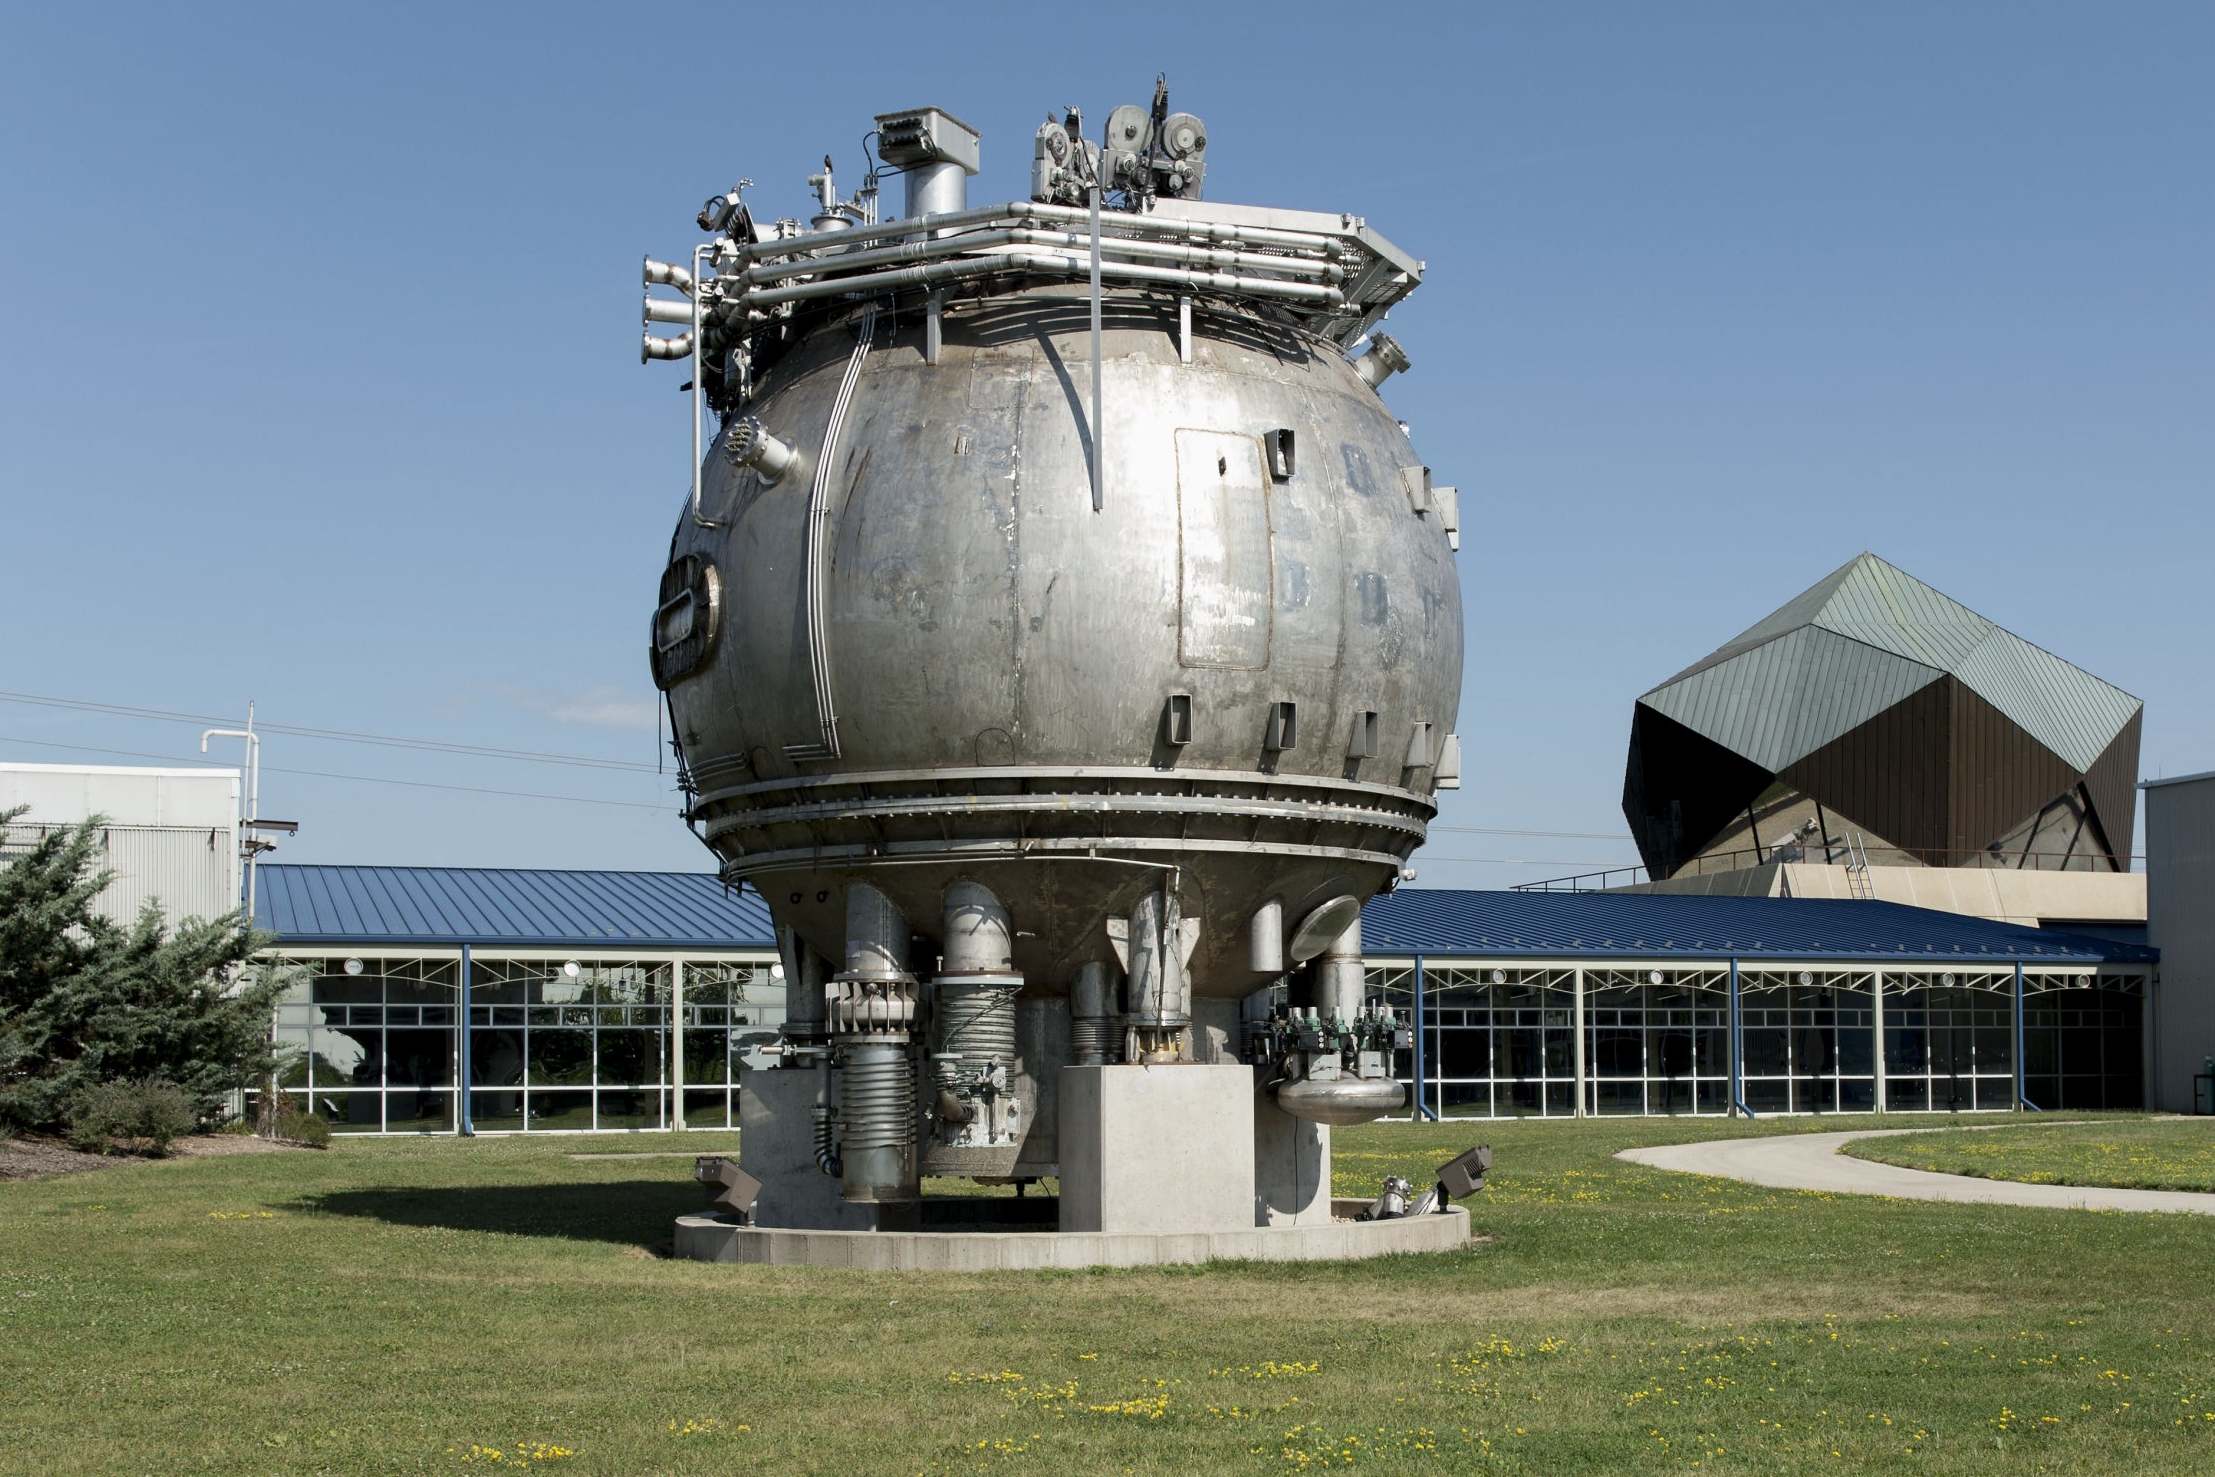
[
  {"x1": 645, "y1": 110, "x2": 1462, "y2": 1009},
  {"x1": 661, "y1": 291, "x2": 1459, "y2": 988}
]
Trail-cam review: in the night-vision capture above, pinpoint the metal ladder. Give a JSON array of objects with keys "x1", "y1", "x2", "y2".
[{"x1": 1843, "y1": 832, "x2": 1875, "y2": 900}]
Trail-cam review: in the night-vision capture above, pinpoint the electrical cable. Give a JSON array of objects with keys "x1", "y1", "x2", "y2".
[
  {"x1": 0, "y1": 734, "x2": 675, "y2": 813},
  {"x1": 0, "y1": 690, "x2": 659, "y2": 774}
]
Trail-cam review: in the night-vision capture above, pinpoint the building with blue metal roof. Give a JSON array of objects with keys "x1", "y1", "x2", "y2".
[{"x1": 248, "y1": 864, "x2": 2154, "y2": 1134}]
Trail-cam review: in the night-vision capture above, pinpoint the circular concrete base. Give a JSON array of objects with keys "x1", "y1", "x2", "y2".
[{"x1": 674, "y1": 1201, "x2": 1472, "y2": 1270}]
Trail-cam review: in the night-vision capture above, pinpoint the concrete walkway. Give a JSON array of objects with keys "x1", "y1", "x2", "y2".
[{"x1": 1617, "y1": 1126, "x2": 2215, "y2": 1216}]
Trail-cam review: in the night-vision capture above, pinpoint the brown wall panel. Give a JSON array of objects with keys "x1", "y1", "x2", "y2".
[
  {"x1": 1779, "y1": 679, "x2": 1955, "y2": 862},
  {"x1": 2078, "y1": 708, "x2": 2143, "y2": 866},
  {"x1": 1946, "y1": 684, "x2": 2081, "y2": 860}
]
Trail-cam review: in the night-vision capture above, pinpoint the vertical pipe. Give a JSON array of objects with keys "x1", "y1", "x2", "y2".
[
  {"x1": 1087, "y1": 181, "x2": 1104, "y2": 513},
  {"x1": 458, "y1": 944, "x2": 474, "y2": 1137},
  {"x1": 1572, "y1": 967, "x2": 1588, "y2": 1119},
  {"x1": 670, "y1": 957, "x2": 686, "y2": 1132},
  {"x1": 1872, "y1": 969, "x2": 1887, "y2": 1115},
  {"x1": 1411, "y1": 954, "x2": 1428, "y2": 1122},
  {"x1": 2014, "y1": 960, "x2": 2038, "y2": 1112},
  {"x1": 1729, "y1": 955, "x2": 1754, "y2": 1119}
]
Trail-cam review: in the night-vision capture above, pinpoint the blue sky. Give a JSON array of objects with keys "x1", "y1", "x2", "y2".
[{"x1": 3, "y1": 2, "x2": 2208, "y2": 887}]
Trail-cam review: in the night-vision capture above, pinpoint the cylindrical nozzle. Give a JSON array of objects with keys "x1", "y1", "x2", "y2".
[
  {"x1": 1125, "y1": 886, "x2": 1190, "y2": 1060},
  {"x1": 643, "y1": 294, "x2": 693, "y2": 326},
  {"x1": 1249, "y1": 897, "x2": 1284, "y2": 974},
  {"x1": 1316, "y1": 915, "x2": 1365, "y2": 1021},
  {"x1": 1071, "y1": 960, "x2": 1116, "y2": 1066},
  {"x1": 1353, "y1": 332, "x2": 1411, "y2": 390},
  {"x1": 778, "y1": 923, "x2": 829, "y2": 1045},
  {"x1": 643, "y1": 256, "x2": 695, "y2": 294},
  {"x1": 941, "y1": 880, "x2": 1013, "y2": 973},
  {"x1": 839, "y1": 882, "x2": 909, "y2": 983},
  {"x1": 724, "y1": 416, "x2": 798, "y2": 484},
  {"x1": 641, "y1": 331, "x2": 693, "y2": 363}
]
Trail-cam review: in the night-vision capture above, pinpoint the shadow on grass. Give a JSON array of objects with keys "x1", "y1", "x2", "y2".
[{"x1": 292, "y1": 1180, "x2": 700, "y2": 1252}]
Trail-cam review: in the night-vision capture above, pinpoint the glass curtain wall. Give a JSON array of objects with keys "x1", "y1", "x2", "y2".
[
  {"x1": 1369, "y1": 963, "x2": 2144, "y2": 1120},
  {"x1": 256, "y1": 954, "x2": 776, "y2": 1134}
]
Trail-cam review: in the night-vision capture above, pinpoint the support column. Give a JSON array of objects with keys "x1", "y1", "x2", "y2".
[
  {"x1": 1411, "y1": 954, "x2": 1428, "y2": 1122},
  {"x1": 670, "y1": 957, "x2": 686, "y2": 1132},
  {"x1": 1572, "y1": 968, "x2": 1588, "y2": 1118},
  {"x1": 1871, "y1": 969, "x2": 1887, "y2": 1114},
  {"x1": 2142, "y1": 971, "x2": 2157, "y2": 1112},
  {"x1": 458, "y1": 944, "x2": 475, "y2": 1137},
  {"x1": 2013, "y1": 960, "x2": 2035, "y2": 1112},
  {"x1": 1728, "y1": 955, "x2": 1751, "y2": 1118}
]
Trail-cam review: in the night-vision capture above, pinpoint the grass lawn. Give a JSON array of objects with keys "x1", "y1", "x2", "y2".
[
  {"x1": 5, "y1": 1114, "x2": 2215, "y2": 1474},
  {"x1": 1844, "y1": 1118, "x2": 2215, "y2": 1193}
]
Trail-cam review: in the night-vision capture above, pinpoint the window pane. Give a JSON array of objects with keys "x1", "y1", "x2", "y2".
[
  {"x1": 598, "y1": 1029, "x2": 658, "y2": 1087},
  {"x1": 471, "y1": 1028, "x2": 526, "y2": 1089},
  {"x1": 681, "y1": 1088, "x2": 730, "y2": 1129},
  {"x1": 683, "y1": 1030, "x2": 729, "y2": 1086},
  {"x1": 472, "y1": 1088, "x2": 524, "y2": 1129},
  {"x1": 529, "y1": 1030, "x2": 594, "y2": 1087},
  {"x1": 386, "y1": 1091, "x2": 452, "y2": 1133},
  {"x1": 527, "y1": 1090, "x2": 593, "y2": 1131},
  {"x1": 597, "y1": 1089, "x2": 660, "y2": 1130},
  {"x1": 387, "y1": 1029, "x2": 452, "y2": 1089}
]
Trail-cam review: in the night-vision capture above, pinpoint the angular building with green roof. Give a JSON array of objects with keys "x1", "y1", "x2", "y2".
[{"x1": 1623, "y1": 553, "x2": 2143, "y2": 881}]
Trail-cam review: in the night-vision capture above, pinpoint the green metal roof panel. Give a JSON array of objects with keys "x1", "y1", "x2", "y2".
[
  {"x1": 1639, "y1": 552, "x2": 2140, "y2": 777},
  {"x1": 1649, "y1": 555, "x2": 1863, "y2": 691},
  {"x1": 1641, "y1": 624, "x2": 1942, "y2": 771},
  {"x1": 1951, "y1": 626, "x2": 2142, "y2": 773},
  {"x1": 1809, "y1": 555, "x2": 1997, "y2": 671}
]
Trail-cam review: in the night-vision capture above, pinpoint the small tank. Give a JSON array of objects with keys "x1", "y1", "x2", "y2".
[{"x1": 640, "y1": 87, "x2": 1463, "y2": 1206}]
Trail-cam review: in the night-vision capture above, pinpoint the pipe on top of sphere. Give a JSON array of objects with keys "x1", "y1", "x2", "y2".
[
  {"x1": 740, "y1": 249, "x2": 1345, "y2": 310},
  {"x1": 736, "y1": 199, "x2": 1347, "y2": 266},
  {"x1": 735, "y1": 228, "x2": 1338, "y2": 289},
  {"x1": 941, "y1": 880, "x2": 1014, "y2": 974}
]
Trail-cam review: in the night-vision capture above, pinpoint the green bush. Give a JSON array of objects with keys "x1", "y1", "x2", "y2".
[
  {"x1": 272, "y1": 1102, "x2": 332, "y2": 1149},
  {"x1": 0, "y1": 806, "x2": 280, "y2": 1133},
  {"x1": 67, "y1": 1078, "x2": 196, "y2": 1155}
]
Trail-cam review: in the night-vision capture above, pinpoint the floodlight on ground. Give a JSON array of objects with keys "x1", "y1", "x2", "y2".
[{"x1": 695, "y1": 1156, "x2": 762, "y2": 1221}]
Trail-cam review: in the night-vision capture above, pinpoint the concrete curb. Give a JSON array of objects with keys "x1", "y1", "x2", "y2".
[
  {"x1": 673, "y1": 1203, "x2": 1472, "y2": 1270},
  {"x1": 1617, "y1": 1125, "x2": 2215, "y2": 1216}
]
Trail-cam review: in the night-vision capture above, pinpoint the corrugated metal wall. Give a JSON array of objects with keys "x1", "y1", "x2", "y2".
[
  {"x1": 2, "y1": 821, "x2": 241, "y2": 928},
  {"x1": 2144, "y1": 774, "x2": 2215, "y2": 1111}
]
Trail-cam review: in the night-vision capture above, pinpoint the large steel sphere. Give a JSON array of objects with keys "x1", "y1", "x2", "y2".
[{"x1": 654, "y1": 284, "x2": 1462, "y2": 991}]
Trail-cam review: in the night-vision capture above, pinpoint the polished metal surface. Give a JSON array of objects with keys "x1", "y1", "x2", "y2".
[{"x1": 644, "y1": 98, "x2": 1464, "y2": 1076}]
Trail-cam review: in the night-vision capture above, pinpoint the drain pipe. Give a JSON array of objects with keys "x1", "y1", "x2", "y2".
[
  {"x1": 2013, "y1": 960, "x2": 2041, "y2": 1113},
  {"x1": 1729, "y1": 955, "x2": 1756, "y2": 1119}
]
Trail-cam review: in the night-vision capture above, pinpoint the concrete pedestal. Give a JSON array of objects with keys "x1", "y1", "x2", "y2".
[
  {"x1": 737, "y1": 1063, "x2": 878, "y2": 1231},
  {"x1": 1255, "y1": 1096, "x2": 1331, "y2": 1226},
  {"x1": 1058, "y1": 1063, "x2": 1255, "y2": 1235}
]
